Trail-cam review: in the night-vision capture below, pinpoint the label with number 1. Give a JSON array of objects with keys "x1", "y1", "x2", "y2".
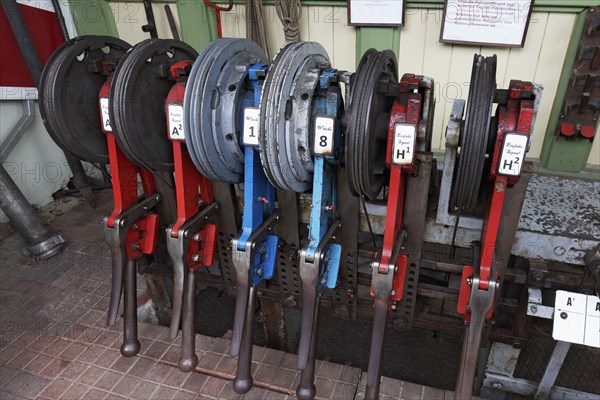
[
  {"x1": 392, "y1": 124, "x2": 416, "y2": 165},
  {"x1": 243, "y1": 107, "x2": 260, "y2": 146}
]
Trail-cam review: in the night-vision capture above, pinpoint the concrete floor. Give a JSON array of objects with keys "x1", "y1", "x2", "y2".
[{"x1": 0, "y1": 193, "x2": 474, "y2": 399}]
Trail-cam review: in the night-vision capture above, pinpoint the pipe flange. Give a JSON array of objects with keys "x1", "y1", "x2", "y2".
[
  {"x1": 39, "y1": 36, "x2": 131, "y2": 163},
  {"x1": 24, "y1": 233, "x2": 66, "y2": 260},
  {"x1": 109, "y1": 38, "x2": 198, "y2": 171},
  {"x1": 345, "y1": 49, "x2": 398, "y2": 199},
  {"x1": 184, "y1": 38, "x2": 267, "y2": 183},
  {"x1": 259, "y1": 41, "x2": 330, "y2": 192}
]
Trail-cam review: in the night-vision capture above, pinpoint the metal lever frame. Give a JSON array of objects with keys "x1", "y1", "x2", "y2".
[
  {"x1": 231, "y1": 64, "x2": 279, "y2": 395},
  {"x1": 365, "y1": 74, "x2": 425, "y2": 400},
  {"x1": 165, "y1": 61, "x2": 218, "y2": 372},
  {"x1": 454, "y1": 80, "x2": 539, "y2": 399},
  {"x1": 296, "y1": 69, "x2": 344, "y2": 400}
]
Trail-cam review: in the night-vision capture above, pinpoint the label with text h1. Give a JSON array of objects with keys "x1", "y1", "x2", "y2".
[
  {"x1": 314, "y1": 116, "x2": 335, "y2": 155},
  {"x1": 553, "y1": 290, "x2": 599, "y2": 348},
  {"x1": 498, "y1": 133, "x2": 528, "y2": 176},
  {"x1": 392, "y1": 124, "x2": 416, "y2": 165},
  {"x1": 243, "y1": 107, "x2": 260, "y2": 146},
  {"x1": 100, "y1": 98, "x2": 112, "y2": 132},
  {"x1": 168, "y1": 104, "x2": 185, "y2": 140}
]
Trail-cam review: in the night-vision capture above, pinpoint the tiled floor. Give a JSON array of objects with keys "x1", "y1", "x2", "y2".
[{"x1": 0, "y1": 192, "x2": 468, "y2": 399}]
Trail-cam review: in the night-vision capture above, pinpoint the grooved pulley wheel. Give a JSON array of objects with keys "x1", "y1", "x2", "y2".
[
  {"x1": 109, "y1": 38, "x2": 197, "y2": 172},
  {"x1": 39, "y1": 36, "x2": 131, "y2": 163},
  {"x1": 184, "y1": 38, "x2": 267, "y2": 183},
  {"x1": 450, "y1": 54, "x2": 497, "y2": 213},
  {"x1": 259, "y1": 41, "x2": 331, "y2": 193},
  {"x1": 344, "y1": 49, "x2": 398, "y2": 200}
]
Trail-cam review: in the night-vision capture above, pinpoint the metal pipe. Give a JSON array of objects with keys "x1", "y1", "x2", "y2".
[
  {"x1": 0, "y1": 166, "x2": 64, "y2": 259},
  {"x1": 121, "y1": 259, "x2": 141, "y2": 357},
  {"x1": 0, "y1": 100, "x2": 35, "y2": 164}
]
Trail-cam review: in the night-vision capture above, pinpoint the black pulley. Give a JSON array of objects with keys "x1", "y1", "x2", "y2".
[
  {"x1": 39, "y1": 36, "x2": 131, "y2": 163},
  {"x1": 344, "y1": 49, "x2": 398, "y2": 200},
  {"x1": 109, "y1": 39, "x2": 198, "y2": 171},
  {"x1": 450, "y1": 54, "x2": 497, "y2": 213}
]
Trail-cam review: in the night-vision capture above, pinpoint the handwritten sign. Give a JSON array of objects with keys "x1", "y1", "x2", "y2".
[
  {"x1": 392, "y1": 124, "x2": 416, "y2": 165},
  {"x1": 243, "y1": 107, "x2": 260, "y2": 146},
  {"x1": 100, "y1": 98, "x2": 111, "y2": 132},
  {"x1": 314, "y1": 117, "x2": 335, "y2": 155},
  {"x1": 168, "y1": 104, "x2": 184, "y2": 140},
  {"x1": 498, "y1": 133, "x2": 528, "y2": 176}
]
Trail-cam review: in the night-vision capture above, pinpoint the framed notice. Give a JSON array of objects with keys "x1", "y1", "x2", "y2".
[
  {"x1": 440, "y1": 0, "x2": 534, "y2": 47},
  {"x1": 348, "y1": 0, "x2": 405, "y2": 26}
]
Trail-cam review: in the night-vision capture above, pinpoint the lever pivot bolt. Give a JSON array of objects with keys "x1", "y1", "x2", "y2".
[
  {"x1": 192, "y1": 254, "x2": 201, "y2": 262},
  {"x1": 193, "y1": 233, "x2": 202, "y2": 241}
]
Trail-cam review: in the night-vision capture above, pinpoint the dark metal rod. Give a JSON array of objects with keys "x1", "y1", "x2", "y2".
[
  {"x1": 233, "y1": 286, "x2": 256, "y2": 394},
  {"x1": 365, "y1": 298, "x2": 388, "y2": 400},
  {"x1": 106, "y1": 247, "x2": 125, "y2": 327},
  {"x1": 296, "y1": 297, "x2": 320, "y2": 400},
  {"x1": 121, "y1": 259, "x2": 141, "y2": 357},
  {"x1": 50, "y1": 0, "x2": 69, "y2": 40},
  {"x1": 0, "y1": 166, "x2": 64, "y2": 259},
  {"x1": 178, "y1": 269, "x2": 198, "y2": 372},
  {"x1": 164, "y1": 5, "x2": 180, "y2": 40}
]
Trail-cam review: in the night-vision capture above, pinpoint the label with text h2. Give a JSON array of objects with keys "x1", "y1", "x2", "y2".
[
  {"x1": 498, "y1": 133, "x2": 528, "y2": 176},
  {"x1": 392, "y1": 124, "x2": 416, "y2": 165},
  {"x1": 100, "y1": 98, "x2": 112, "y2": 132},
  {"x1": 314, "y1": 116, "x2": 335, "y2": 155},
  {"x1": 168, "y1": 104, "x2": 185, "y2": 140},
  {"x1": 243, "y1": 107, "x2": 260, "y2": 146}
]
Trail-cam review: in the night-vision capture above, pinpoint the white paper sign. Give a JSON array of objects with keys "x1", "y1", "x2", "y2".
[
  {"x1": 314, "y1": 117, "x2": 335, "y2": 155},
  {"x1": 553, "y1": 290, "x2": 600, "y2": 348},
  {"x1": 168, "y1": 104, "x2": 185, "y2": 140},
  {"x1": 392, "y1": 124, "x2": 416, "y2": 165},
  {"x1": 349, "y1": 0, "x2": 405, "y2": 26},
  {"x1": 243, "y1": 107, "x2": 260, "y2": 146},
  {"x1": 441, "y1": 0, "x2": 533, "y2": 47},
  {"x1": 100, "y1": 98, "x2": 112, "y2": 132},
  {"x1": 498, "y1": 133, "x2": 528, "y2": 176}
]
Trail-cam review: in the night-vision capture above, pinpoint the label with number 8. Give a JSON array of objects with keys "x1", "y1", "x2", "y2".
[
  {"x1": 392, "y1": 124, "x2": 416, "y2": 165},
  {"x1": 314, "y1": 116, "x2": 335, "y2": 155},
  {"x1": 243, "y1": 107, "x2": 260, "y2": 146},
  {"x1": 498, "y1": 133, "x2": 528, "y2": 176},
  {"x1": 168, "y1": 104, "x2": 185, "y2": 140}
]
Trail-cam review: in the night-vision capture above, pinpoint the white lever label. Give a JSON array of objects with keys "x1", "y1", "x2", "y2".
[
  {"x1": 553, "y1": 290, "x2": 599, "y2": 348},
  {"x1": 100, "y1": 98, "x2": 111, "y2": 132},
  {"x1": 498, "y1": 133, "x2": 528, "y2": 176},
  {"x1": 314, "y1": 117, "x2": 335, "y2": 155},
  {"x1": 168, "y1": 104, "x2": 185, "y2": 140},
  {"x1": 392, "y1": 124, "x2": 416, "y2": 165},
  {"x1": 243, "y1": 107, "x2": 260, "y2": 146}
]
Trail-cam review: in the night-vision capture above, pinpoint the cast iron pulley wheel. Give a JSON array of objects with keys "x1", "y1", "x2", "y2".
[
  {"x1": 109, "y1": 38, "x2": 198, "y2": 171},
  {"x1": 344, "y1": 49, "x2": 398, "y2": 200},
  {"x1": 259, "y1": 41, "x2": 331, "y2": 193},
  {"x1": 184, "y1": 38, "x2": 267, "y2": 183},
  {"x1": 39, "y1": 36, "x2": 131, "y2": 163},
  {"x1": 450, "y1": 54, "x2": 497, "y2": 213}
]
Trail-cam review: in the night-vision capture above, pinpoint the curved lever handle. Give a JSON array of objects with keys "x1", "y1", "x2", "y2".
[
  {"x1": 169, "y1": 251, "x2": 185, "y2": 339},
  {"x1": 233, "y1": 285, "x2": 256, "y2": 394},
  {"x1": 365, "y1": 298, "x2": 388, "y2": 400},
  {"x1": 296, "y1": 295, "x2": 320, "y2": 400},
  {"x1": 107, "y1": 247, "x2": 125, "y2": 327},
  {"x1": 121, "y1": 259, "x2": 140, "y2": 357},
  {"x1": 231, "y1": 274, "x2": 249, "y2": 357},
  {"x1": 297, "y1": 281, "x2": 317, "y2": 370},
  {"x1": 178, "y1": 269, "x2": 198, "y2": 372}
]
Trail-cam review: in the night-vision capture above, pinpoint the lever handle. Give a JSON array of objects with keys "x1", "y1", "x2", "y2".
[
  {"x1": 233, "y1": 286, "x2": 257, "y2": 394},
  {"x1": 231, "y1": 273, "x2": 250, "y2": 358},
  {"x1": 365, "y1": 298, "x2": 388, "y2": 400},
  {"x1": 296, "y1": 296, "x2": 320, "y2": 400},
  {"x1": 297, "y1": 281, "x2": 318, "y2": 370},
  {"x1": 178, "y1": 268, "x2": 198, "y2": 372},
  {"x1": 107, "y1": 247, "x2": 125, "y2": 327},
  {"x1": 169, "y1": 250, "x2": 185, "y2": 339},
  {"x1": 121, "y1": 259, "x2": 140, "y2": 357}
]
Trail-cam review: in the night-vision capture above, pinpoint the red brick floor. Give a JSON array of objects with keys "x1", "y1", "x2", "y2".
[{"x1": 0, "y1": 193, "x2": 472, "y2": 399}]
